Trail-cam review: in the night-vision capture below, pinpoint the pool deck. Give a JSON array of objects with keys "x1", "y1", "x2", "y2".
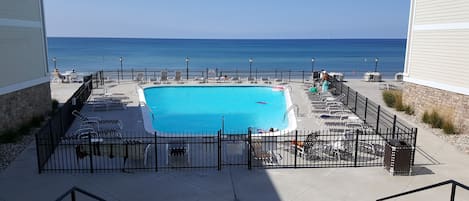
[{"x1": 0, "y1": 79, "x2": 468, "y2": 200}]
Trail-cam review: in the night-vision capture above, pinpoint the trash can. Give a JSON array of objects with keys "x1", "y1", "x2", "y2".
[{"x1": 384, "y1": 139, "x2": 414, "y2": 176}]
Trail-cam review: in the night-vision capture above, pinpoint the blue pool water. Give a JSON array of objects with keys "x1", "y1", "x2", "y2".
[{"x1": 143, "y1": 86, "x2": 289, "y2": 134}]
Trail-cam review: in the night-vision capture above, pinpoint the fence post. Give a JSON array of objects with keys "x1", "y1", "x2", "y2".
[
  {"x1": 294, "y1": 130, "x2": 298, "y2": 168},
  {"x1": 48, "y1": 121, "x2": 54, "y2": 153},
  {"x1": 35, "y1": 133, "x2": 42, "y2": 174},
  {"x1": 288, "y1": 70, "x2": 291, "y2": 82},
  {"x1": 340, "y1": 82, "x2": 343, "y2": 95},
  {"x1": 248, "y1": 129, "x2": 252, "y2": 170},
  {"x1": 154, "y1": 132, "x2": 158, "y2": 172},
  {"x1": 412, "y1": 128, "x2": 418, "y2": 165},
  {"x1": 354, "y1": 129, "x2": 359, "y2": 167},
  {"x1": 131, "y1": 68, "x2": 134, "y2": 80},
  {"x1": 302, "y1": 70, "x2": 305, "y2": 83},
  {"x1": 376, "y1": 105, "x2": 381, "y2": 135},
  {"x1": 101, "y1": 71, "x2": 104, "y2": 86},
  {"x1": 450, "y1": 182, "x2": 456, "y2": 201},
  {"x1": 117, "y1": 69, "x2": 120, "y2": 84},
  {"x1": 71, "y1": 190, "x2": 76, "y2": 201},
  {"x1": 217, "y1": 130, "x2": 221, "y2": 171},
  {"x1": 392, "y1": 115, "x2": 397, "y2": 139},
  {"x1": 364, "y1": 97, "x2": 368, "y2": 123},
  {"x1": 59, "y1": 109, "x2": 64, "y2": 137},
  {"x1": 346, "y1": 86, "x2": 350, "y2": 106},
  {"x1": 88, "y1": 135, "x2": 94, "y2": 173},
  {"x1": 354, "y1": 91, "x2": 358, "y2": 113}
]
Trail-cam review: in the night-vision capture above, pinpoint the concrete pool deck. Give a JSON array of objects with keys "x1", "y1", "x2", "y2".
[{"x1": 0, "y1": 79, "x2": 468, "y2": 200}]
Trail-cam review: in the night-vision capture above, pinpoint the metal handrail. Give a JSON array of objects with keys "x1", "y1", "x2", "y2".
[
  {"x1": 55, "y1": 186, "x2": 106, "y2": 201},
  {"x1": 376, "y1": 180, "x2": 469, "y2": 201}
]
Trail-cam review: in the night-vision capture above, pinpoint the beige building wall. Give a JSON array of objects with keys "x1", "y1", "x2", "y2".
[
  {"x1": 0, "y1": 0, "x2": 51, "y2": 133},
  {"x1": 403, "y1": 0, "x2": 469, "y2": 133},
  {"x1": 0, "y1": 0, "x2": 49, "y2": 92}
]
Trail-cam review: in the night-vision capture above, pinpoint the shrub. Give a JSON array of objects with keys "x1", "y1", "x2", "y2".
[
  {"x1": 394, "y1": 92, "x2": 405, "y2": 111},
  {"x1": 429, "y1": 110, "x2": 443, "y2": 128},
  {"x1": 404, "y1": 105, "x2": 415, "y2": 115},
  {"x1": 382, "y1": 90, "x2": 396, "y2": 107},
  {"x1": 51, "y1": 99, "x2": 59, "y2": 111},
  {"x1": 0, "y1": 130, "x2": 21, "y2": 144},
  {"x1": 422, "y1": 111, "x2": 430, "y2": 123},
  {"x1": 442, "y1": 120, "x2": 456, "y2": 134},
  {"x1": 30, "y1": 115, "x2": 44, "y2": 128}
]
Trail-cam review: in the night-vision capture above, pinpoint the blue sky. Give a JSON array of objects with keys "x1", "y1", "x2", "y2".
[{"x1": 44, "y1": 0, "x2": 410, "y2": 39}]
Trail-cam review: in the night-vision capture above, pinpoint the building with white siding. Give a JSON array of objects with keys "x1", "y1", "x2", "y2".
[
  {"x1": 403, "y1": 0, "x2": 469, "y2": 133},
  {"x1": 0, "y1": 0, "x2": 51, "y2": 133}
]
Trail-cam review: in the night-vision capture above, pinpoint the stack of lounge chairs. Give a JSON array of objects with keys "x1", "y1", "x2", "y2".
[
  {"x1": 71, "y1": 110, "x2": 123, "y2": 139},
  {"x1": 87, "y1": 87, "x2": 130, "y2": 111}
]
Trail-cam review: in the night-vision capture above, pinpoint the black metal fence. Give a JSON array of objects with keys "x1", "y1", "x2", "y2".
[
  {"x1": 329, "y1": 78, "x2": 417, "y2": 148},
  {"x1": 94, "y1": 69, "x2": 400, "y2": 84},
  {"x1": 36, "y1": 71, "x2": 418, "y2": 173},
  {"x1": 35, "y1": 77, "x2": 93, "y2": 173},
  {"x1": 376, "y1": 180, "x2": 469, "y2": 201},
  {"x1": 36, "y1": 128, "x2": 416, "y2": 173}
]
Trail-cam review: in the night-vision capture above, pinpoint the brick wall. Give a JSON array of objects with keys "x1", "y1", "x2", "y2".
[
  {"x1": 0, "y1": 82, "x2": 51, "y2": 133},
  {"x1": 403, "y1": 82, "x2": 469, "y2": 133}
]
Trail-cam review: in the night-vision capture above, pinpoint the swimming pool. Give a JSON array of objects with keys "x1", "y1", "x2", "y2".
[{"x1": 138, "y1": 86, "x2": 296, "y2": 135}]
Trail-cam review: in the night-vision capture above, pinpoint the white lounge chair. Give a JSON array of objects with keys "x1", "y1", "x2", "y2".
[
  {"x1": 161, "y1": 71, "x2": 169, "y2": 84},
  {"x1": 175, "y1": 71, "x2": 184, "y2": 84},
  {"x1": 72, "y1": 110, "x2": 123, "y2": 130}
]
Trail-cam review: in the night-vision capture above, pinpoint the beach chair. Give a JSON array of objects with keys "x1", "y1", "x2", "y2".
[
  {"x1": 232, "y1": 77, "x2": 242, "y2": 83},
  {"x1": 52, "y1": 69, "x2": 66, "y2": 83},
  {"x1": 160, "y1": 71, "x2": 169, "y2": 84},
  {"x1": 69, "y1": 71, "x2": 79, "y2": 82},
  {"x1": 72, "y1": 110, "x2": 123, "y2": 130},
  {"x1": 262, "y1": 77, "x2": 272, "y2": 84},
  {"x1": 251, "y1": 141, "x2": 273, "y2": 163},
  {"x1": 89, "y1": 99, "x2": 127, "y2": 111},
  {"x1": 75, "y1": 139, "x2": 152, "y2": 170},
  {"x1": 135, "y1": 73, "x2": 146, "y2": 83},
  {"x1": 72, "y1": 126, "x2": 122, "y2": 139},
  {"x1": 175, "y1": 71, "x2": 184, "y2": 84}
]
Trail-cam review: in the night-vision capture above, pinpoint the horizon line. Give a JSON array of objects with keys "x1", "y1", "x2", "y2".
[{"x1": 46, "y1": 36, "x2": 407, "y2": 40}]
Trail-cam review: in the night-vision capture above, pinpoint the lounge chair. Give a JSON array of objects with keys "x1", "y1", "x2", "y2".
[
  {"x1": 75, "y1": 140, "x2": 151, "y2": 170},
  {"x1": 72, "y1": 110, "x2": 123, "y2": 130},
  {"x1": 135, "y1": 73, "x2": 145, "y2": 83},
  {"x1": 232, "y1": 77, "x2": 242, "y2": 83},
  {"x1": 249, "y1": 77, "x2": 258, "y2": 84},
  {"x1": 72, "y1": 126, "x2": 122, "y2": 139},
  {"x1": 161, "y1": 71, "x2": 169, "y2": 84},
  {"x1": 89, "y1": 99, "x2": 127, "y2": 111},
  {"x1": 175, "y1": 71, "x2": 184, "y2": 84},
  {"x1": 262, "y1": 77, "x2": 272, "y2": 84},
  {"x1": 251, "y1": 141, "x2": 274, "y2": 163},
  {"x1": 52, "y1": 69, "x2": 66, "y2": 83}
]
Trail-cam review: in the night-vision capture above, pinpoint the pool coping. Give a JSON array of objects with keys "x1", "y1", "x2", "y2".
[{"x1": 137, "y1": 85, "x2": 297, "y2": 137}]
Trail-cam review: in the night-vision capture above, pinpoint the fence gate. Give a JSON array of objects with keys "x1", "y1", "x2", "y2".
[{"x1": 220, "y1": 133, "x2": 249, "y2": 168}]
